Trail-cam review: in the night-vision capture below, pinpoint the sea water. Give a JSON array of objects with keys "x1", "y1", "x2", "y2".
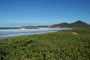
[
  {"x1": 0, "y1": 28, "x2": 71, "y2": 38},
  {"x1": 0, "y1": 28, "x2": 63, "y2": 38}
]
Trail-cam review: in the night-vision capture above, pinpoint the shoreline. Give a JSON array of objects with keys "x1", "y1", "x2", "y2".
[
  {"x1": 0, "y1": 28, "x2": 71, "y2": 39},
  {"x1": 0, "y1": 31, "x2": 57, "y2": 40}
]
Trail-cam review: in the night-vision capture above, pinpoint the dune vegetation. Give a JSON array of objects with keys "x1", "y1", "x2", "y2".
[{"x1": 0, "y1": 28, "x2": 90, "y2": 60}]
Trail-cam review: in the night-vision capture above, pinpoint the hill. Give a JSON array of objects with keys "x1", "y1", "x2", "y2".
[{"x1": 50, "y1": 20, "x2": 90, "y2": 28}]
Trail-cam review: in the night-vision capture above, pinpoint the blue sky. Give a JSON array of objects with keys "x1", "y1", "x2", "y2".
[{"x1": 0, "y1": 0, "x2": 90, "y2": 27}]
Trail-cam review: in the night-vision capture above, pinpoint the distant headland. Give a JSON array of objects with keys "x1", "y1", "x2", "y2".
[{"x1": 0, "y1": 20, "x2": 90, "y2": 29}]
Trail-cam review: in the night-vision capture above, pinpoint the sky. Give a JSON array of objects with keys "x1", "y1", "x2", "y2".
[{"x1": 0, "y1": 0, "x2": 90, "y2": 27}]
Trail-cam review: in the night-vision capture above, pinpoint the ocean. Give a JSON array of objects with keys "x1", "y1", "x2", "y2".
[{"x1": 0, "y1": 28, "x2": 63, "y2": 38}]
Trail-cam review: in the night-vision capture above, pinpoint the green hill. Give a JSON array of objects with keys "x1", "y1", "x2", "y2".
[{"x1": 51, "y1": 20, "x2": 90, "y2": 28}]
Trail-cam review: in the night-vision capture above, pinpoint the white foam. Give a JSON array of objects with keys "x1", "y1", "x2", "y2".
[
  {"x1": 0, "y1": 28, "x2": 70, "y2": 38},
  {"x1": 0, "y1": 28, "x2": 61, "y2": 32}
]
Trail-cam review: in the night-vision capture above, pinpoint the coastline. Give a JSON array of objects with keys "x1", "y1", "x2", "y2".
[
  {"x1": 0, "y1": 28, "x2": 70, "y2": 39},
  {"x1": 0, "y1": 31, "x2": 56, "y2": 40},
  {"x1": 0, "y1": 28, "x2": 71, "y2": 39}
]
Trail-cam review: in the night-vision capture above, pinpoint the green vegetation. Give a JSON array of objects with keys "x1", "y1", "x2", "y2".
[{"x1": 0, "y1": 28, "x2": 90, "y2": 60}]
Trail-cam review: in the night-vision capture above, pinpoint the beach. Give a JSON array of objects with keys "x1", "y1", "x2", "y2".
[{"x1": 0, "y1": 28, "x2": 67, "y2": 38}]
